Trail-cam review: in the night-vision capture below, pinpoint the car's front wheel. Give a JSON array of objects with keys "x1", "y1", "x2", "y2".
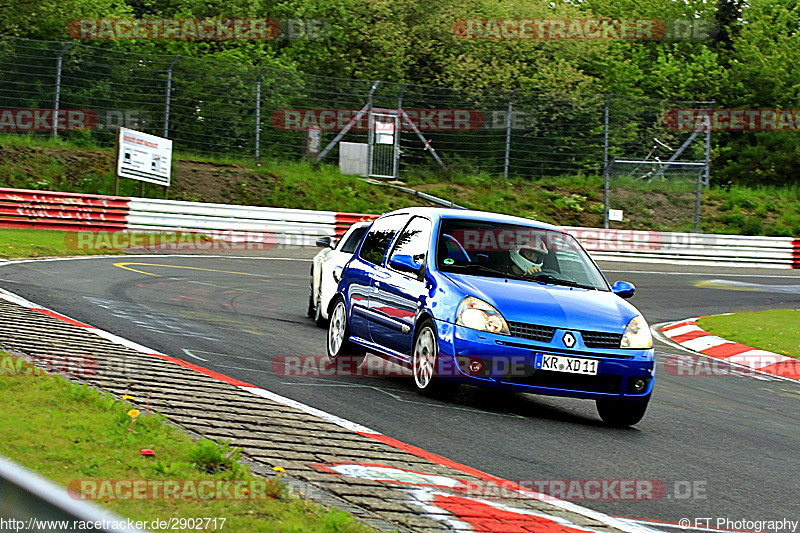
[
  {"x1": 596, "y1": 397, "x2": 650, "y2": 427},
  {"x1": 412, "y1": 320, "x2": 459, "y2": 399},
  {"x1": 327, "y1": 297, "x2": 365, "y2": 372}
]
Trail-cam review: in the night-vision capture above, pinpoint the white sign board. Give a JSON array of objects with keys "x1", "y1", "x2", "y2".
[
  {"x1": 117, "y1": 127, "x2": 173, "y2": 187},
  {"x1": 375, "y1": 118, "x2": 395, "y2": 145},
  {"x1": 608, "y1": 209, "x2": 624, "y2": 222}
]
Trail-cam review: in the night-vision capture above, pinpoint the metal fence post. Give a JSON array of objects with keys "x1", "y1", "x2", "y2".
[
  {"x1": 52, "y1": 43, "x2": 71, "y2": 139},
  {"x1": 604, "y1": 158, "x2": 613, "y2": 229},
  {"x1": 704, "y1": 100, "x2": 714, "y2": 187},
  {"x1": 695, "y1": 166, "x2": 702, "y2": 232},
  {"x1": 396, "y1": 84, "x2": 407, "y2": 179},
  {"x1": 163, "y1": 56, "x2": 180, "y2": 138},
  {"x1": 503, "y1": 91, "x2": 516, "y2": 180},
  {"x1": 603, "y1": 95, "x2": 611, "y2": 171},
  {"x1": 366, "y1": 80, "x2": 380, "y2": 177},
  {"x1": 255, "y1": 67, "x2": 264, "y2": 161}
]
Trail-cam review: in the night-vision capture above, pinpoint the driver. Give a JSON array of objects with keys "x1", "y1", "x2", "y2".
[{"x1": 510, "y1": 244, "x2": 546, "y2": 276}]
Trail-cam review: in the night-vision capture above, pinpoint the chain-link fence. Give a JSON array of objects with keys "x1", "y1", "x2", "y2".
[
  {"x1": 605, "y1": 159, "x2": 706, "y2": 231},
  {"x1": 0, "y1": 36, "x2": 712, "y2": 183}
]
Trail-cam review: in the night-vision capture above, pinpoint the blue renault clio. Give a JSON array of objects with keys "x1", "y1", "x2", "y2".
[{"x1": 326, "y1": 208, "x2": 655, "y2": 426}]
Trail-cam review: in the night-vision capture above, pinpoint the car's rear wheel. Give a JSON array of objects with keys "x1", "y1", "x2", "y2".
[
  {"x1": 413, "y1": 320, "x2": 459, "y2": 398},
  {"x1": 314, "y1": 287, "x2": 327, "y2": 327},
  {"x1": 307, "y1": 266, "x2": 315, "y2": 318},
  {"x1": 327, "y1": 297, "x2": 365, "y2": 372},
  {"x1": 596, "y1": 397, "x2": 650, "y2": 427}
]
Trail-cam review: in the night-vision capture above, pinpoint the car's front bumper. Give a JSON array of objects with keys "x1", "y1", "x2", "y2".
[{"x1": 434, "y1": 321, "x2": 655, "y2": 400}]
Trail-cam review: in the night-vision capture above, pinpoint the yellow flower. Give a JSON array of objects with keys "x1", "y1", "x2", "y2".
[
  {"x1": 127, "y1": 409, "x2": 140, "y2": 418},
  {"x1": 272, "y1": 466, "x2": 285, "y2": 474},
  {"x1": 122, "y1": 395, "x2": 134, "y2": 401}
]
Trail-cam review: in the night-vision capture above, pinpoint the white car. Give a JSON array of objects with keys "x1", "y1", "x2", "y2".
[{"x1": 308, "y1": 221, "x2": 371, "y2": 326}]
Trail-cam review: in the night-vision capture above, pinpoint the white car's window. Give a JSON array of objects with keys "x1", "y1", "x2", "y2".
[
  {"x1": 358, "y1": 214, "x2": 409, "y2": 265},
  {"x1": 339, "y1": 226, "x2": 369, "y2": 254}
]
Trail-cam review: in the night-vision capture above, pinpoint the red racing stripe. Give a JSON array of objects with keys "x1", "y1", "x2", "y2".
[
  {"x1": 668, "y1": 330, "x2": 710, "y2": 344},
  {"x1": 701, "y1": 342, "x2": 753, "y2": 358},
  {"x1": 661, "y1": 320, "x2": 696, "y2": 332},
  {"x1": 758, "y1": 359, "x2": 800, "y2": 379},
  {"x1": 34, "y1": 308, "x2": 96, "y2": 329}
]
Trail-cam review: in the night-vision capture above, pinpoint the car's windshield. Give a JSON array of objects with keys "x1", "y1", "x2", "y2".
[{"x1": 436, "y1": 219, "x2": 608, "y2": 291}]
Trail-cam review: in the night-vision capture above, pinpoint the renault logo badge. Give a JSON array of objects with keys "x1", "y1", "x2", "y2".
[{"x1": 562, "y1": 332, "x2": 576, "y2": 348}]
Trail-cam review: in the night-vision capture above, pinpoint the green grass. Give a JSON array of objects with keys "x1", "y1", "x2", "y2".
[
  {"x1": 697, "y1": 310, "x2": 800, "y2": 358},
  {"x1": 1, "y1": 133, "x2": 799, "y2": 237},
  {"x1": 0, "y1": 353, "x2": 372, "y2": 532},
  {"x1": 0, "y1": 228, "x2": 125, "y2": 259},
  {"x1": 0, "y1": 229, "x2": 244, "y2": 259}
]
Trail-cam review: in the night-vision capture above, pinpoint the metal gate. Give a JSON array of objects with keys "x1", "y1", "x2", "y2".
[{"x1": 368, "y1": 111, "x2": 400, "y2": 179}]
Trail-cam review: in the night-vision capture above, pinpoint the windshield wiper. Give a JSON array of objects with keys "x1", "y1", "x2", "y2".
[{"x1": 528, "y1": 274, "x2": 596, "y2": 290}]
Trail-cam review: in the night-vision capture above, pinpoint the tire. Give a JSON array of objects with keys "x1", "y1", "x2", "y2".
[
  {"x1": 412, "y1": 319, "x2": 460, "y2": 399},
  {"x1": 596, "y1": 397, "x2": 650, "y2": 427},
  {"x1": 326, "y1": 297, "x2": 365, "y2": 372},
  {"x1": 307, "y1": 266, "x2": 315, "y2": 318},
  {"x1": 314, "y1": 287, "x2": 327, "y2": 328},
  {"x1": 307, "y1": 291, "x2": 315, "y2": 318}
]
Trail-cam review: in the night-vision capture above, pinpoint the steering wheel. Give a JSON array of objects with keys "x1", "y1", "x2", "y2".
[{"x1": 524, "y1": 268, "x2": 561, "y2": 278}]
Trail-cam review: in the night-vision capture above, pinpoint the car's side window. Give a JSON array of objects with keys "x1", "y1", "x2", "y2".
[
  {"x1": 389, "y1": 216, "x2": 432, "y2": 273},
  {"x1": 358, "y1": 215, "x2": 408, "y2": 265},
  {"x1": 339, "y1": 226, "x2": 368, "y2": 254}
]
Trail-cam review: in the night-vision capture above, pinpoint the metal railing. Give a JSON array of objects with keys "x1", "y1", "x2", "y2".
[
  {"x1": 0, "y1": 455, "x2": 152, "y2": 533},
  {"x1": 0, "y1": 188, "x2": 796, "y2": 268},
  {"x1": 0, "y1": 36, "x2": 711, "y2": 181}
]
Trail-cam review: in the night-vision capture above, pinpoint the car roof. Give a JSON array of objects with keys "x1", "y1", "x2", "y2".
[{"x1": 378, "y1": 207, "x2": 560, "y2": 231}]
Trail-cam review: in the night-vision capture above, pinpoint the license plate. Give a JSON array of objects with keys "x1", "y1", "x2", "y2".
[{"x1": 535, "y1": 353, "x2": 598, "y2": 375}]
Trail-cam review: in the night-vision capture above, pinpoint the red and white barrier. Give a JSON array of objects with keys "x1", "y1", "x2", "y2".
[
  {"x1": 0, "y1": 188, "x2": 797, "y2": 267},
  {"x1": 0, "y1": 188, "x2": 130, "y2": 232},
  {"x1": 661, "y1": 318, "x2": 800, "y2": 380}
]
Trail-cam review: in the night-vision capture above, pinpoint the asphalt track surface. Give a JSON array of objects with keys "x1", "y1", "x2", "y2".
[{"x1": 1, "y1": 252, "x2": 799, "y2": 529}]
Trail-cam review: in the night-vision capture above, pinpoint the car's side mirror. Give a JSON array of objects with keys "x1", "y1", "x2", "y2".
[
  {"x1": 611, "y1": 281, "x2": 635, "y2": 299},
  {"x1": 389, "y1": 254, "x2": 424, "y2": 278},
  {"x1": 316, "y1": 236, "x2": 333, "y2": 248}
]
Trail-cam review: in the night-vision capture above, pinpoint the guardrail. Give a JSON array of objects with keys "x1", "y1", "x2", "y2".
[
  {"x1": 0, "y1": 455, "x2": 151, "y2": 533},
  {"x1": 565, "y1": 227, "x2": 799, "y2": 269},
  {"x1": 0, "y1": 188, "x2": 373, "y2": 246},
  {"x1": 0, "y1": 188, "x2": 797, "y2": 268}
]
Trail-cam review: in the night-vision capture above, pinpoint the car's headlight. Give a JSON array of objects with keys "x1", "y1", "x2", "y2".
[
  {"x1": 456, "y1": 297, "x2": 510, "y2": 335},
  {"x1": 621, "y1": 315, "x2": 652, "y2": 349}
]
